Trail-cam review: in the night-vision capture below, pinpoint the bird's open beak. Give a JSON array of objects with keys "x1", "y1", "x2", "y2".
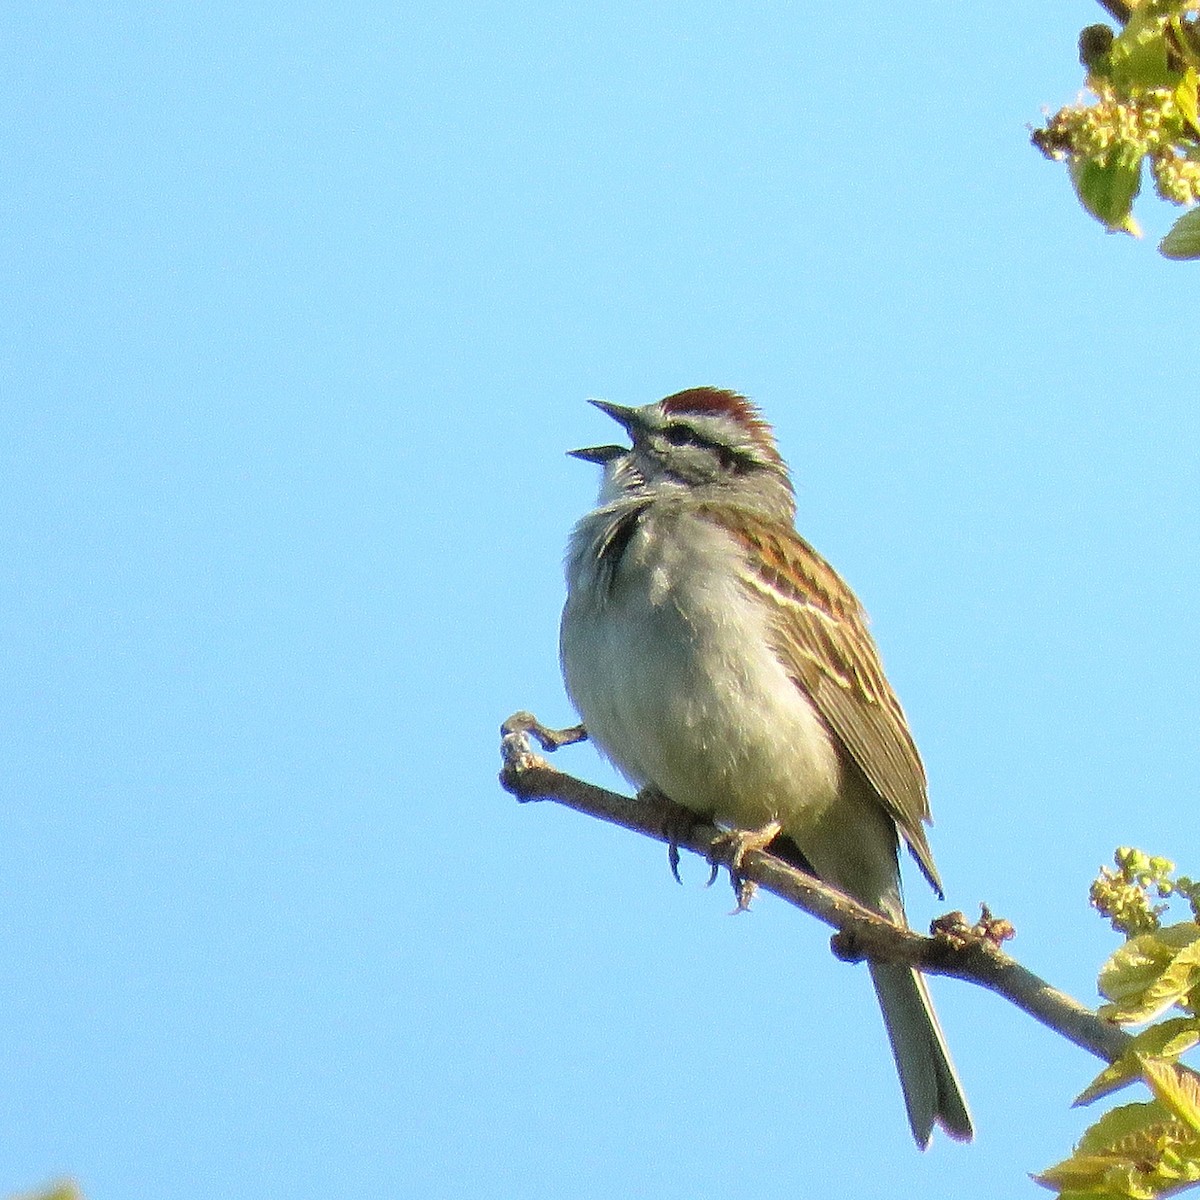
[
  {"x1": 567, "y1": 443, "x2": 626, "y2": 464},
  {"x1": 588, "y1": 399, "x2": 642, "y2": 436},
  {"x1": 568, "y1": 400, "x2": 643, "y2": 463}
]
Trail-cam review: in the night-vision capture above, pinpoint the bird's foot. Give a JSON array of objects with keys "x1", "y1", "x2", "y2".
[
  {"x1": 499, "y1": 713, "x2": 587, "y2": 799},
  {"x1": 645, "y1": 792, "x2": 715, "y2": 885},
  {"x1": 708, "y1": 820, "x2": 783, "y2": 913},
  {"x1": 501, "y1": 711, "x2": 588, "y2": 752}
]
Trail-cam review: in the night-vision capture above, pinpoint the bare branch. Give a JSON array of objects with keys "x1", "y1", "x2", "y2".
[
  {"x1": 1094, "y1": 0, "x2": 1131, "y2": 27},
  {"x1": 499, "y1": 713, "x2": 1133, "y2": 1066}
]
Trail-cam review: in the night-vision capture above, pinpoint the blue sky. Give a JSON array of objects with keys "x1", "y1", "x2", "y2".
[{"x1": 3, "y1": 2, "x2": 1197, "y2": 1197}]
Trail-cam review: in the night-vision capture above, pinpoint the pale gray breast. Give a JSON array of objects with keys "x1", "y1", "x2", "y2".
[{"x1": 561, "y1": 503, "x2": 843, "y2": 827}]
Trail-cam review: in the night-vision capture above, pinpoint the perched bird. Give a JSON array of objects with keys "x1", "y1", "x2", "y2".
[{"x1": 559, "y1": 387, "x2": 972, "y2": 1146}]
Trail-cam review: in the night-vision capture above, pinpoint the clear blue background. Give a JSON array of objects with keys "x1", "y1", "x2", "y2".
[{"x1": 2, "y1": 2, "x2": 1196, "y2": 1197}]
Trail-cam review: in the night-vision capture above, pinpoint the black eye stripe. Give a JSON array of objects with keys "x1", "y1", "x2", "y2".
[{"x1": 661, "y1": 422, "x2": 752, "y2": 471}]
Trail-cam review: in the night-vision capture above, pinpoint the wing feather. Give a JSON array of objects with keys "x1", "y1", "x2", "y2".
[{"x1": 702, "y1": 506, "x2": 943, "y2": 895}]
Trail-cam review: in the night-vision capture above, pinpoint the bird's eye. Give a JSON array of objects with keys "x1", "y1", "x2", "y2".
[{"x1": 663, "y1": 424, "x2": 692, "y2": 446}]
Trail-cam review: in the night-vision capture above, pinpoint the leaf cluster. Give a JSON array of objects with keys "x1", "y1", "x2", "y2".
[
  {"x1": 8, "y1": 1184, "x2": 83, "y2": 1200},
  {"x1": 1033, "y1": 0, "x2": 1200, "y2": 258},
  {"x1": 1038, "y1": 851, "x2": 1200, "y2": 1199}
]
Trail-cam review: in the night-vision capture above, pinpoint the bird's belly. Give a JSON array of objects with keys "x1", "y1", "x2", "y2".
[{"x1": 562, "y1": 586, "x2": 844, "y2": 837}]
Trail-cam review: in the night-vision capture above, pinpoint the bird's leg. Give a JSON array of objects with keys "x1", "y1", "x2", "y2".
[
  {"x1": 708, "y1": 820, "x2": 783, "y2": 912},
  {"x1": 499, "y1": 713, "x2": 588, "y2": 798},
  {"x1": 501, "y1": 711, "x2": 588, "y2": 751},
  {"x1": 642, "y1": 789, "x2": 715, "y2": 885}
]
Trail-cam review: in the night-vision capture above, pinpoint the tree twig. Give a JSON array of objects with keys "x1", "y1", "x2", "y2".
[
  {"x1": 499, "y1": 713, "x2": 1133, "y2": 1066},
  {"x1": 1094, "y1": 0, "x2": 1131, "y2": 27}
]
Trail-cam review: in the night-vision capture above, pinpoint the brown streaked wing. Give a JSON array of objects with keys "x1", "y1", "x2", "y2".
[{"x1": 701, "y1": 505, "x2": 943, "y2": 896}]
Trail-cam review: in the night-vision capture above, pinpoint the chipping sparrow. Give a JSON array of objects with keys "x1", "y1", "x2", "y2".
[{"x1": 559, "y1": 387, "x2": 972, "y2": 1146}]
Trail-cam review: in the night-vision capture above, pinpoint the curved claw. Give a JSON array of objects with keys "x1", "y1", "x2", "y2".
[
  {"x1": 501, "y1": 712, "x2": 587, "y2": 751},
  {"x1": 654, "y1": 795, "x2": 715, "y2": 886},
  {"x1": 707, "y1": 821, "x2": 783, "y2": 913},
  {"x1": 668, "y1": 841, "x2": 684, "y2": 885}
]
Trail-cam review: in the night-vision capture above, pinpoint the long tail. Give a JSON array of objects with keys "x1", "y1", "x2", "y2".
[{"x1": 869, "y1": 962, "x2": 973, "y2": 1147}]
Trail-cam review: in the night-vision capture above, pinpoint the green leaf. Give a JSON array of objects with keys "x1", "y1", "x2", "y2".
[
  {"x1": 1056, "y1": 1193, "x2": 1134, "y2": 1200},
  {"x1": 1069, "y1": 147, "x2": 1145, "y2": 234},
  {"x1": 1160, "y1": 207, "x2": 1200, "y2": 259},
  {"x1": 1173, "y1": 14, "x2": 1200, "y2": 74},
  {"x1": 1175, "y1": 69, "x2": 1200, "y2": 138},
  {"x1": 1110, "y1": 6, "x2": 1178, "y2": 90},
  {"x1": 1146, "y1": 937, "x2": 1200, "y2": 1011},
  {"x1": 1038, "y1": 1101, "x2": 1195, "y2": 1198},
  {"x1": 1099, "y1": 923, "x2": 1200, "y2": 1023},
  {"x1": 1077, "y1": 1100, "x2": 1180, "y2": 1154},
  {"x1": 1076, "y1": 1018, "x2": 1200, "y2": 1106},
  {"x1": 1035, "y1": 1152, "x2": 1142, "y2": 1193},
  {"x1": 10, "y1": 1184, "x2": 85, "y2": 1200},
  {"x1": 1140, "y1": 1056, "x2": 1200, "y2": 1135}
]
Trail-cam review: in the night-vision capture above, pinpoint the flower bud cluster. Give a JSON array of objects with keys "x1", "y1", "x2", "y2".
[
  {"x1": 1090, "y1": 848, "x2": 1174, "y2": 935},
  {"x1": 1152, "y1": 145, "x2": 1200, "y2": 202},
  {"x1": 1035, "y1": 86, "x2": 1182, "y2": 163}
]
